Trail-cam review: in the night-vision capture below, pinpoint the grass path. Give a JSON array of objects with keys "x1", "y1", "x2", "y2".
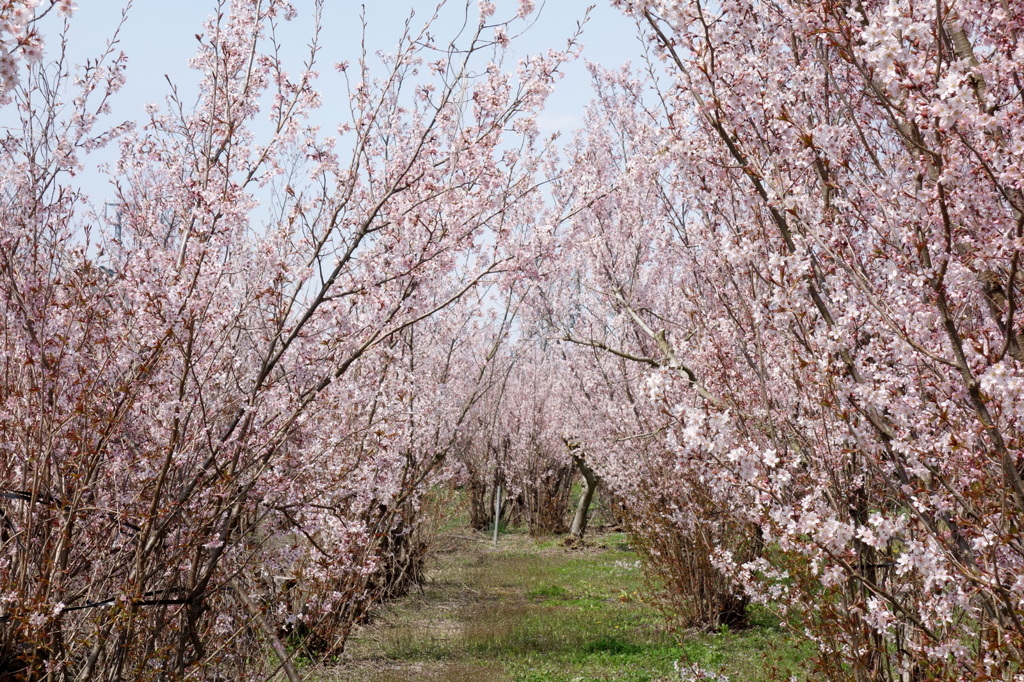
[{"x1": 318, "y1": 531, "x2": 810, "y2": 681}]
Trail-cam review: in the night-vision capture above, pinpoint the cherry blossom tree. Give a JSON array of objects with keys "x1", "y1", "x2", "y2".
[
  {"x1": 536, "y1": 0, "x2": 1024, "y2": 677},
  {"x1": 0, "y1": 0, "x2": 575, "y2": 677},
  {"x1": 7, "y1": 0, "x2": 1020, "y2": 678}
]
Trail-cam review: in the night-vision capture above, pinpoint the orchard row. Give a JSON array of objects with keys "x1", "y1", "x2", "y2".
[{"x1": 2, "y1": 0, "x2": 1023, "y2": 679}]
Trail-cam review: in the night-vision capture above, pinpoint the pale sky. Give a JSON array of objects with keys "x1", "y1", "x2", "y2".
[
  {"x1": 61, "y1": 1, "x2": 645, "y2": 135},
  {"x1": 35, "y1": 1, "x2": 647, "y2": 219}
]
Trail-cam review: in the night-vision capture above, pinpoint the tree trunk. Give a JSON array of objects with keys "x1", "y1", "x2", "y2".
[{"x1": 569, "y1": 453, "x2": 598, "y2": 538}]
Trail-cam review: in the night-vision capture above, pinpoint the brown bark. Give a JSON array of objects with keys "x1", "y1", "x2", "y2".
[{"x1": 569, "y1": 453, "x2": 599, "y2": 538}]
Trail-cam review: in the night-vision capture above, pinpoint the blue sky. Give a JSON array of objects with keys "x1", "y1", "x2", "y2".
[
  {"x1": 61, "y1": 1, "x2": 645, "y2": 135},
  {"x1": 30, "y1": 1, "x2": 648, "y2": 222}
]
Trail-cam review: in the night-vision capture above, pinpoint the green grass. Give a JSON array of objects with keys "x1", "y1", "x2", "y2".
[
  {"x1": 320, "y1": 529, "x2": 812, "y2": 681},
  {"x1": 526, "y1": 584, "x2": 569, "y2": 600}
]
